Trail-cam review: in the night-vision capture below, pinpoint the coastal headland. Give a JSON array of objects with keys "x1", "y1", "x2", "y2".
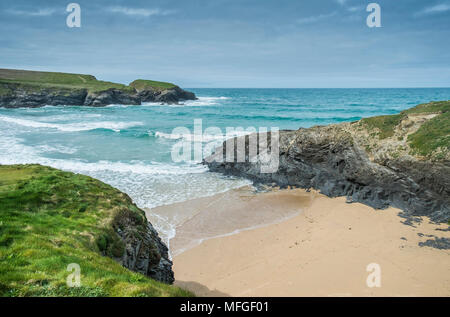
[{"x1": 0, "y1": 68, "x2": 197, "y2": 108}]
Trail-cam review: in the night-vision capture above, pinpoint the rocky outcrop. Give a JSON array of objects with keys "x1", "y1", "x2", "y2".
[
  {"x1": 205, "y1": 102, "x2": 450, "y2": 223},
  {"x1": 0, "y1": 69, "x2": 196, "y2": 108},
  {"x1": 83, "y1": 89, "x2": 141, "y2": 107},
  {"x1": 0, "y1": 83, "x2": 88, "y2": 108},
  {"x1": 0, "y1": 84, "x2": 195, "y2": 108},
  {"x1": 132, "y1": 84, "x2": 197, "y2": 104},
  {"x1": 114, "y1": 213, "x2": 174, "y2": 284}
]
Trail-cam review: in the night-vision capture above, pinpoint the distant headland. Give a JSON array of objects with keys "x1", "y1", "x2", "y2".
[{"x1": 0, "y1": 68, "x2": 197, "y2": 108}]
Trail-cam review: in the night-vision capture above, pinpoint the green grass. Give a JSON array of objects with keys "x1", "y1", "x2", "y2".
[
  {"x1": 0, "y1": 69, "x2": 181, "y2": 96},
  {"x1": 0, "y1": 164, "x2": 192, "y2": 297},
  {"x1": 408, "y1": 111, "x2": 450, "y2": 157},
  {"x1": 361, "y1": 101, "x2": 450, "y2": 156},
  {"x1": 403, "y1": 100, "x2": 450, "y2": 115},
  {"x1": 361, "y1": 113, "x2": 403, "y2": 139},
  {"x1": 129, "y1": 79, "x2": 177, "y2": 91},
  {"x1": 0, "y1": 69, "x2": 135, "y2": 94}
]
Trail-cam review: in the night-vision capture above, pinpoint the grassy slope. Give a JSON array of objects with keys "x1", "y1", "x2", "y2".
[
  {"x1": 0, "y1": 69, "x2": 133, "y2": 94},
  {"x1": 361, "y1": 100, "x2": 450, "y2": 158},
  {"x1": 129, "y1": 79, "x2": 177, "y2": 91},
  {"x1": 0, "y1": 164, "x2": 191, "y2": 297}
]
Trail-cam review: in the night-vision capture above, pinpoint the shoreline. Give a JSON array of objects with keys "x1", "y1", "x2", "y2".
[
  {"x1": 150, "y1": 186, "x2": 312, "y2": 257},
  {"x1": 171, "y1": 188, "x2": 450, "y2": 297}
]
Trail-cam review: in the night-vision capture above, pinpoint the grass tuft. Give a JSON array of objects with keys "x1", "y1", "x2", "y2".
[
  {"x1": 129, "y1": 79, "x2": 177, "y2": 91},
  {"x1": 0, "y1": 69, "x2": 135, "y2": 94}
]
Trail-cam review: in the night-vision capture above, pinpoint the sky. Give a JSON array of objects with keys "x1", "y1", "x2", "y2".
[{"x1": 0, "y1": 0, "x2": 449, "y2": 88}]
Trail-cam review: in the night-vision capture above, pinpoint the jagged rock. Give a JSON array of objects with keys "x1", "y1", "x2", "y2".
[
  {"x1": 0, "y1": 83, "x2": 87, "y2": 108},
  {"x1": 83, "y1": 89, "x2": 140, "y2": 106},
  {"x1": 135, "y1": 85, "x2": 197, "y2": 104},
  {"x1": 113, "y1": 209, "x2": 174, "y2": 284}
]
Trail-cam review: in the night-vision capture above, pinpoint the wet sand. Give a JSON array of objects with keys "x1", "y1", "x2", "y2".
[
  {"x1": 168, "y1": 188, "x2": 450, "y2": 297},
  {"x1": 151, "y1": 186, "x2": 312, "y2": 256}
]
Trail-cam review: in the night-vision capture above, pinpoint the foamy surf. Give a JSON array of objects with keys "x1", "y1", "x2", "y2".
[
  {"x1": 140, "y1": 96, "x2": 229, "y2": 107},
  {"x1": 153, "y1": 130, "x2": 252, "y2": 142},
  {"x1": 0, "y1": 114, "x2": 143, "y2": 132}
]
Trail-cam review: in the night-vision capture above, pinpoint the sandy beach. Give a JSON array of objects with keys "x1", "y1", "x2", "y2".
[{"x1": 166, "y1": 188, "x2": 450, "y2": 297}]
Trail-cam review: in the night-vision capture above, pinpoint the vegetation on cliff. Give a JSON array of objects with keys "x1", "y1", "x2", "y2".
[
  {"x1": 0, "y1": 69, "x2": 135, "y2": 95},
  {"x1": 0, "y1": 69, "x2": 196, "y2": 107},
  {"x1": 360, "y1": 100, "x2": 449, "y2": 160},
  {"x1": 130, "y1": 79, "x2": 177, "y2": 91},
  {"x1": 0, "y1": 164, "x2": 191, "y2": 297}
]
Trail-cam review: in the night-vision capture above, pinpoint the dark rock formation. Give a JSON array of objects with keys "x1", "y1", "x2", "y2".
[
  {"x1": 0, "y1": 75, "x2": 196, "y2": 108},
  {"x1": 0, "y1": 83, "x2": 87, "y2": 108},
  {"x1": 135, "y1": 85, "x2": 197, "y2": 104},
  {"x1": 205, "y1": 121, "x2": 450, "y2": 223},
  {"x1": 113, "y1": 209, "x2": 174, "y2": 284},
  {"x1": 84, "y1": 89, "x2": 141, "y2": 107}
]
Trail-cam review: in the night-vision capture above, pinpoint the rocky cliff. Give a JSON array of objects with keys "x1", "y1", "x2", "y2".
[
  {"x1": 205, "y1": 101, "x2": 450, "y2": 223},
  {"x1": 130, "y1": 79, "x2": 197, "y2": 104},
  {"x1": 0, "y1": 69, "x2": 196, "y2": 108},
  {"x1": 114, "y1": 211, "x2": 174, "y2": 283}
]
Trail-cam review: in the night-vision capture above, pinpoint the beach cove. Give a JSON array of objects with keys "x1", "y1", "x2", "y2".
[{"x1": 171, "y1": 188, "x2": 450, "y2": 297}]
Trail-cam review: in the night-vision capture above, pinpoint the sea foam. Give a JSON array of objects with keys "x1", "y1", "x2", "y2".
[{"x1": 0, "y1": 115, "x2": 143, "y2": 132}]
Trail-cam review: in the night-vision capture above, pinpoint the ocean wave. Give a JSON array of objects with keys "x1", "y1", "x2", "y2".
[
  {"x1": 36, "y1": 144, "x2": 78, "y2": 155},
  {"x1": 153, "y1": 130, "x2": 253, "y2": 142},
  {"x1": 140, "y1": 96, "x2": 229, "y2": 107},
  {"x1": 181, "y1": 96, "x2": 229, "y2": 107},
  {"x1": 0, "y1": 134, "x2": 205, "y2": 175},
  {"x1": 52, "y1": 160, "x2": 208, "y2": 175},
  {"x1": 34, "y1": 113, "x2": 103, "y2": 121},
  {"x1": 203, "y1": 112, "x2": 362, "y2": 122},
  {"x1": 0, "y1": 115, "x2": 143, "y2": 132}
]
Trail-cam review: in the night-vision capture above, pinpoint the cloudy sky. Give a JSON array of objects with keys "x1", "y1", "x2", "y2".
[{"x1": 0, "y1": 0, "x2": 449, "y2": 87}]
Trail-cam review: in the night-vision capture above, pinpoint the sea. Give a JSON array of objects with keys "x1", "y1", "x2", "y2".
[{"x1": 1, "y1": 88, "x2": 449, "y2": 244}]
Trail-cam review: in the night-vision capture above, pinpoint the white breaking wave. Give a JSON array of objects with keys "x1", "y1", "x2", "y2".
[
  {"x1": 0, "y1": 134, "x2": 206, "y2": 176},
  {"x1": 141, "y1": 96, "x2": 229, "y2": 107},
  {"x1": 155, "y1": 131, "x2": 225, "y2": 142},
  {"x1": 33, "y1": 113, "x2": 103, "y2": 121},
  {"x1": 0, "y1": 115, "x2": 143, "y2": 132},
  {"x1": 50, "y1": 160, "x2": 208, "y2": 175},
  {"x1": 154, "y1": 130, "x2": 252, "y2": 142},
  {"x1": 181, "y1": 96, "x2": 229, "y2": 107}
]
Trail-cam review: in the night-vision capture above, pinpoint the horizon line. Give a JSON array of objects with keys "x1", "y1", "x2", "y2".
[{"x1": 183, "y1": 87, "x2": 450, "y2": 89}]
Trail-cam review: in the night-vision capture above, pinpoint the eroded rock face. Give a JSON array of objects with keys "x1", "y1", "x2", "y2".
[
  {"x1": 205, "y1": 125, "x2": 450, "y2": 223},
  {"x1": 114, "y1": 210, "x2": 174, "y2": 284},
  {"x1": 0, "y1": 83, "x2": 88, "y2": 108},
  {"x1": 84, "y1": 89, "x2": 140, "y2": 107},
  {"x1": 0, "y1": 83, "x2": 196, "y2": 108},
  {"x1": 136, "y1": 86, "x2": 197, "y2": 104}
]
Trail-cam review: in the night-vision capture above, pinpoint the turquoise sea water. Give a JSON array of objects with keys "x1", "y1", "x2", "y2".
[{"x1": 1, "y1": 88, "x2": 449, "y2": 241}]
